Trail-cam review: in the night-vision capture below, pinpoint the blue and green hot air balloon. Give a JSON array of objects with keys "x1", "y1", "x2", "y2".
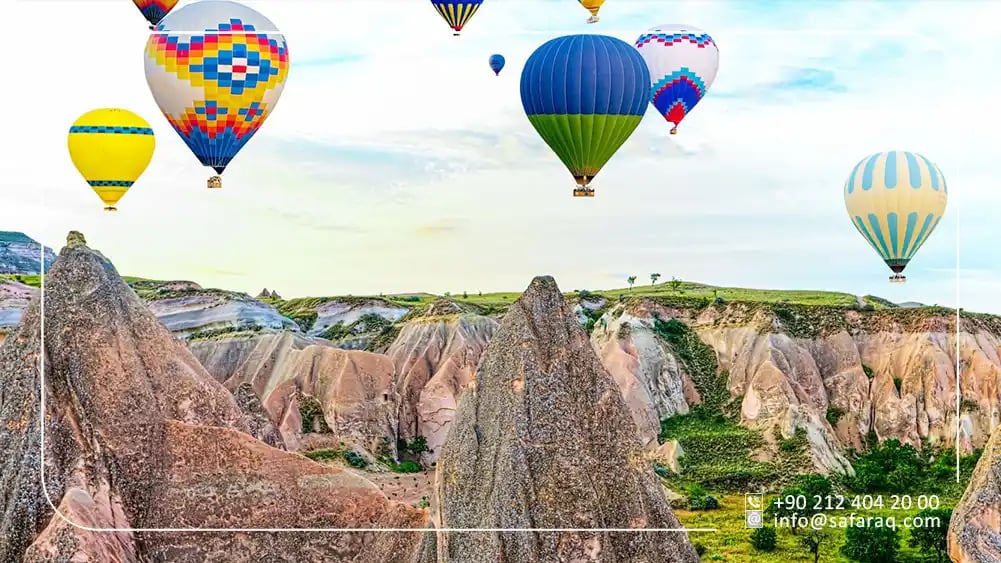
[
  {"x1": 520, "y1": 34, "x2": 650, "y2": 197},
  {"x1": 489, "y1": 53, "x2": 505, "y2": 75}
]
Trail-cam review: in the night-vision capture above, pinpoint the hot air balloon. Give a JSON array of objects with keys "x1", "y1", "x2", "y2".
[
  {"x1": 844, "y1": 151, "x2": 948, "y2": 283},
  {"x1": 578, "y1": 0, "x2": 604, "y2": 23},
  {"x1": 430, "y1": 0, "x2": 483, "y2": 36},
  {"x1": 520, "y1": 34, "x2": 649, "y2": 197},
  {"x1": 67, "y1": 109, "x2": 156, "y2": 212},
  {"x1": 488, "y1": 54, "x2": 505, "y2": 76},
  {"x1": 144, "y1": 0, "x2": 289, "y2": 189},
  {"x1": 635, "y1": 25, "x2": 719, "y2": 135},
  {"x1": 133, "y1": 0, "x2": 179, "y2": 29}
]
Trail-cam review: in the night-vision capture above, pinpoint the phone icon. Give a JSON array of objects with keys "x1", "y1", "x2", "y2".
[{"x1": 746, "y1": 494, "x2": 764, "y2": 510}]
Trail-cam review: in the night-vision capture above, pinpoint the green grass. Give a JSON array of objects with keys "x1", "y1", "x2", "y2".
[
  {"x1": 604, "y1": 281, "x2": 859, "y2": 307},
  {"x1": 0, "y1": 274, "x2": 41, "y2": 287},
  {"x1": 676, "y1": 492, "x2": 957, "y2": 562}
]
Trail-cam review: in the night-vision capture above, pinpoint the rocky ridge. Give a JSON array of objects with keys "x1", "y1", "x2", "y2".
[{"x1": 0, "y1": 232, "x2": 428, "y2": 562}]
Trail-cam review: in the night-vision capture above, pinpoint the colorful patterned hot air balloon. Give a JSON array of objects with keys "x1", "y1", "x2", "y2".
[
  {"x1": 844, "y1": 151, "x2": 948, "y2": 282},
  {"x1": 430, "y1": 0, "x2": 483, "y2": 36},
  {"x1": 520, "y1": 34, "x2": 649, "y2": 197},
  {"x1": 67, "y1": 109, "x2": 156, "y2": 212},
  {"x1": 578, "y1": 0, "x2": 605, "y2": 23},
  {"x1": 488, "y1": 54, "x2": 505, "y2": 76},
  {"x1": 132, "y1": 0, "x2": 179, "y2": 29},
  {"x1": 144, "y1": 0, "x2": 289, "y2": 189},
  {"x1": 635, "y1": 24, "x2": 719, "y2": 135}
]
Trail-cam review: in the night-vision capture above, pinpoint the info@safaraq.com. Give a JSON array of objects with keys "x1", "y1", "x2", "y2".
[{"x1": 743, "y1": 494, "x2": 945, "y2": 532}]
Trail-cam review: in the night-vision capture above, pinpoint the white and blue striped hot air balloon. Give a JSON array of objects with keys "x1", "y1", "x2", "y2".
[{"x1": 844, "y1": 151, "x2": 948, "y2": 282}]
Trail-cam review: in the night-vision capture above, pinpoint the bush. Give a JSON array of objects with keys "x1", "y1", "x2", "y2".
[
  {"x1": 893, "y1": 377, "x2": 902, "y2": 393},
  {"x1": 702, "y1": 495, "x2": 720, "y2": 510},
  {"x1": 846, "y1": 439, "x2": 924, "y2": 493},
  {"x1": 693, "y1": 542, "x2": 706, "y2": 556},
  {"x1": 908, "y1": 508, "x2": 952, "y2": 562},
  {"x1": 749, "y1": 527, "x2": 777, "y2": 551},
  {"x1": 826, "y1": 406, "x2": 845, "y2": 425},
  {"x1": 343, "y1": 450, "x2": 368, "y2": 469},
  {"x1": 862, "y1": 364, "x2": 875, "y2": 379},
  {"x1": 842, "y1": 523, "x2": 899, "y2": 562}
]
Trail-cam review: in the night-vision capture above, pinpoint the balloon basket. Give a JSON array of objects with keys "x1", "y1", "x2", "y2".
[
  {"x1": 104, "y1": 206, "x2": 117, "y2": 212},
  {"x1": 207, "y1": 175, "x2": 222, "y2": 189},
  {"x1": 573, "y1": 188, "x2": 595, "y2": 197},
  {"x1": 889, "y1": 275, "x2": 906, "y2": 283},
  {"x1": 670, "y1": 127, "x2": 678, "y2": 135},
  {"x1": 587, "y1": 15, "x2": 599, "y2": 23}
]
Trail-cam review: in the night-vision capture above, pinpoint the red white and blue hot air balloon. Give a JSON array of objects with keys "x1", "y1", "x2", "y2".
[{"x1": 635, "y1": 24, "x2": 719, "y2": 135}]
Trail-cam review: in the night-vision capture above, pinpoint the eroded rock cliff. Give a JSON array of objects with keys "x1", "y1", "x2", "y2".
[{"x1": 432, "y1": 276, "x2": 698, "y2": 562}]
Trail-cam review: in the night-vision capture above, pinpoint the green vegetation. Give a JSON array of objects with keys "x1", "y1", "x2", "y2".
[
  {"x1": 343, "y1": 450, "x2": 368, "y2": 469},
  {"x1": 845, "y1": 439, "x2": 981, "y2": 497},
  {"x1": 298, "y1": 396, "x2": 331, "y2": 434},
  {"x1": 0, "y1": 273, "x2": 42, "y2": 287},
  {"x1": 799, "y1": 529, "x2": 831, "y2": 563},
  {"x1": 187, "y1": 324, "x2": 263, "y2": 341},
  {"x1": 826, "y1": 406, "x2": 845, "y2": 426},
  {"x1": 658, "y1": 407, "x2": 779, "y2": 491},
  {"x1": 652, "y1": 315, "x2": 728, "y2": 412},
  {"x1": 842, "y1": 524, "x2": 899, "y2": 562},
  {"x1": 893, "y1": 377, "x2": 903, "y2": 393},
  {"x1": 387, "y1": 460, "x2": 422, "y2": 473},
  {"x1": 750, "y1": 527, "x2": 778, "y2": 552},
  {"x1": 862, "y1": 364, "x2": 875, "y2": 379},
  {"x1": 908, "y1": 508, "x2": 951, "y2": 562},
  {"x1": 304, "y1": 448, "x2": 343, "y2": 462}
]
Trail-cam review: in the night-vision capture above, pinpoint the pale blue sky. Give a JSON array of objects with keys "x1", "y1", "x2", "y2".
[{"x1": 3, "y1": 0, "x2": 1000, "y2": 311}]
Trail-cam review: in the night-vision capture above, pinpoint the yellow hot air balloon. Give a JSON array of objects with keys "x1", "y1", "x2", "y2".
[
  {"x1": 578, "y1": 0, "x2": 605, "y2": 23},
  {"x1": 844, "y1": 151, "x2": 947, "y2": 283},
  {"x1": 67, "y1": 109, "x2": 156, "y2": 211}
]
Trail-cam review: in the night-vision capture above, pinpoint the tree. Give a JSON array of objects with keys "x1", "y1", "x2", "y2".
[
  {"x1": 749, "y1": 527, "x2": 777, "y2": 551},
  {"x1": 627, "y1": 275, "x2": 636, "y2": 290},
  {"x1": 841, "y1": 524, "x2": 899, "y2": 563},
  {"x1": 800, "y1": 529, "x2": 830, "y2": 563},
  {"x1": 650, "y1": 273, "x2": 661, "y2": 285},
  {"x1": 796, "y1": 474, "x2": 833, "y2": 499},
  {"x1": 908, "y1": 508, "x2": 951, "y2": 562},
  {"x1": 462, "y1": 291, "x2": 468, "y2": 299},
  {"x1": 669, "y1": 276, "x2": 683, "y2": 293}
]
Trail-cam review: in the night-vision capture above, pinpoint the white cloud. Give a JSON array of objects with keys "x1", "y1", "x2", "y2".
[{"x1": 2, "y1": 0, "x2": 999, "y2": 312}]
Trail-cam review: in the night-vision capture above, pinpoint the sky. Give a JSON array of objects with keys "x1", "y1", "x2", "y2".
[{"x1": 3, "y1": 0, "x2": 1001, "y2": 311}]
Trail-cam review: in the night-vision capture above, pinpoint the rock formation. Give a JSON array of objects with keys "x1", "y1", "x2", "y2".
[
  {"x1": 0, "y1": 279, "x2": 34, "y2": 344},
  {"x1": 949, "y1": 424, "x2": 1001, "y2": 562},
  {"x1": 387, "y1": 299, "x2": 498, "y2": 463},
  {"x1": 309, "y1": 298, "x2": 410, "y2": 337},
  {"x1": 591, "y1": 299, "x2": 1001, "y2": 473},
  {"x1": 0, "y1": 232, "x2": 428, "y2": 562},
  {"x1": 432, "y1": 276, "x2": 699, "y2": 562},
  {"x1": 144, "y1": 287, "x2": 298, "y2": 338},
  {"x1": 0, "y1": 231, "x2": 55, "y2": 274},
  {"x1": 191, "y1": 331, "x2": 398, "y2": 454}
]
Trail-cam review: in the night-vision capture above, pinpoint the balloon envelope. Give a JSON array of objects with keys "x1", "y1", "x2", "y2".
[
  {"x1": 520, "y1": 34, "x2": 649, "y2": 192},
  {"x1": 133, "y1": 0, "x2": 179, "y2": 27},
  {"x1": 144, "y1": 0, "x2": 289, "y2": 177},
  {"x1": 844, "y1": 151, "x2": 948, "y2": 275},
  {"x1": 635, "y1": 24, "x2": 719, "y2": 134},
  {"x1": 488, "y1": 54, "x2": 505, "y2": 75},
  {"x1": 67, "y1": 108, "x2": 156, "y2": 210},
  {"x1": 430, "y1": 0, "x2": 483, "y2": 35},
  {"x1": 578, "y1": 0, "x2": 605, "y2": 22}
]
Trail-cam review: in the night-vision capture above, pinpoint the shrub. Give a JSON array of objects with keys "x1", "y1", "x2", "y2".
[
  {"x1": 908, "y1": 508, "x2": 951, "y2": 562},
  {"x1": 749, "y1": 527, "x2": 777, "y2": 551},
  {"x1": 304, "y1": 449, "x2": 342, "y2": 462},
  {"x1": 842, "y1": 523, "x2": 899, "y2": 562},
  {"x1": 702, "y1": 495, "x2": 720, "y2": 510},
  {"x1": 343, "y1": 450, "x2": 368, "y2": 469},
  {"x1": 846, "y1": 438, "x2": 924, "y2": 493},
  {"x1": 862, "y1": 364, "x2": 875, "y2": 379},
  {"x1": 692, "y1": 542, "x2": 706, "y2": 556},
  {"x1": 299, "y1": 396, "x2": 331, "y2": 434},
  {"x1": 826, "y1": 406, "x2": 845, "y2": 425},
  {"x1": 893, "y1": 377, "x2": 902, "y2": 393}
]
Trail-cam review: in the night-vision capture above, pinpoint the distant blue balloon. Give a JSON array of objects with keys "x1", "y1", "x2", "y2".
[{"x1": 489, "y1": 53, "x2": 506, "y2": 75}]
